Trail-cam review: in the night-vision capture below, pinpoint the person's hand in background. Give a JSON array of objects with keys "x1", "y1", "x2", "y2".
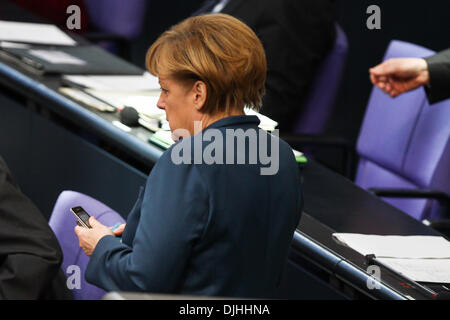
[{"x1": 369, "y1": 58, "x2": 430, "y2": 97}]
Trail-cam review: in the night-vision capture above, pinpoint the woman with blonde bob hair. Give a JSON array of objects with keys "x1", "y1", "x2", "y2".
[
  {"x1": 75, "y1": 13, "x2": 302, "y2": 298},
  {"x1": 147, "y1": 13, "x2": 267, "y2": 137}
]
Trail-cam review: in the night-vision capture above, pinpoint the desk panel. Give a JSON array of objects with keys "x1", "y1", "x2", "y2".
[{"x1": 0, "y1": 88, "x2": 147, "y2": 219}]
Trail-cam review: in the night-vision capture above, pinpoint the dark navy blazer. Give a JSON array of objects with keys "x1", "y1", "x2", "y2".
[{"x1": 86, "y1": 115, "x2": 302, "y2": 298}]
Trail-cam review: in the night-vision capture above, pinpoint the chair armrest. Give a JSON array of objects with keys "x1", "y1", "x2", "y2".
[
  {"x1": 368, "y1": 188, "x2": 450, "y2": 206},
  {"x1": 370, "y1": 187, "x2": 449, "y2": 220},
  {"x1": 369, "y1": 188, "x2": 450, "y2": 235},
  {"x1": 281, "y1": 133, "x2": 355, "y2": 178}
]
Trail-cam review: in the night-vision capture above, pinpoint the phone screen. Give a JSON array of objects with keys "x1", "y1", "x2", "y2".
[
  {"x1": 78, "y1": 211, "x2": 90, "y2": 223},
  {"x1": 71, "y1": 206, "x2": 91, "y2": 228}
]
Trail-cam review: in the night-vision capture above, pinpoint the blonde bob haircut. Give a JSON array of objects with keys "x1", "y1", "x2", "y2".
[{"x1": 146, "y1": 13, "x2": 266, "y2": 115}]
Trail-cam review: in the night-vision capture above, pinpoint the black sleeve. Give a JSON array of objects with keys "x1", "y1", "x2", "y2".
[
  {"x1": 256, "y1": 0, "x2": 336, "y2": 131},
  {"x1": 0, "y1": 156, "x2": 68, "y2": 299},
  {"x1": 424, "y1": 49, "x2": 450, "y2": 104},
  {"x1": 222, "y1": 0, "x2": 335, "y2": 131}
]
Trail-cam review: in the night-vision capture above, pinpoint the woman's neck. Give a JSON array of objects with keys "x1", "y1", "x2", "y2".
[{"x1": 198, "y1": 108, "x2": 245, "y2": 131}]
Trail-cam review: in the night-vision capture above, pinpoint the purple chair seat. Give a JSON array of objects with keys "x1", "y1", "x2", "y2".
[
  {"x1": 356, "y1": 40, "x2": 450, "y2": 221},
  {"x1": 49, "y1": 191, "x2": 125, "y2": 300}
]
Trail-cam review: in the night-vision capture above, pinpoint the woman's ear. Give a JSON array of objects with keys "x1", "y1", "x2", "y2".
[{"x1": 192, "y1": 81, "x2": 207, "y2": 111}]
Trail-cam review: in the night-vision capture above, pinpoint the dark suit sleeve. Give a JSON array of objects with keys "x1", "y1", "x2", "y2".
[
  {"x1": 424, "y1": 49, "x2": 450, "y2": 104},
  {"x1": 0, "y1": 156, "x2": 64, "y2": 299},
  {"x1": 85, "y1": 150, "x2": 209, "y2": 293}
]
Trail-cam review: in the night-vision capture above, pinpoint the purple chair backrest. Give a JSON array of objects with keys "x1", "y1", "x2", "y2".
[
  {"x1": 84, "y1": 0, "x2": 147, "y2": 39},
  {"x1": 293, "y1": 23, "x2": 349, "y2": 134},
  {"x1": 49, "y1": 191, "x2": 126, "y2": 300},
  {"x1": 356, "y1": 40, "x2": 450, "y2": 221}
]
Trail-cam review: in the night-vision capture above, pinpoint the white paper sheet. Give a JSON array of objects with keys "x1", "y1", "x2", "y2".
[
  {"x1": 29, "y1": 50, "x2": 86, "y2": 65},
  {"x1": 58, "y1": 88, "x2": 115, "y2": 112},
  {"x1": 64, "y1": 73, "x2": 160, "y2": 91},
  {"x1": 151, "y1": 130, "x2": 175, "y2": 145},
  {"x1": 293, "y1": 149, "x2": 304, "y2": 157},
  {"x1": 84, "y1": 89, "x2": 164, "y2": 119},
  {"x1": 244, "y1": 107, "x2": 278, "y2": 131},
  {"x1": 0, "y1": 41, "x2": 30, "y2": 49},
  {"x1": 0, "y1": 21, "x2": 77, "y2": 46},
  {"x1": 377, "y1": 258, "x2": 450, "y2": 283},
  {"x1": 332, "y1": 233, "x2": 450, "y2": 259}
]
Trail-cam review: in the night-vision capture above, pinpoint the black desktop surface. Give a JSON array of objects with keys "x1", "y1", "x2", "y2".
[
  {"x1": 296, "y1": 160, "x2": 446, "y2": 300},
  {"x1": 301, "y1": 159, "x2": 439, "y2": 236}
]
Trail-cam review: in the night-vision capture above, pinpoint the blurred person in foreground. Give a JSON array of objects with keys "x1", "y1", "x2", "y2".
[
  {"x1": 0, "y1": 156, "x2": 71, "y2": 299},
  {"x1": 74, "y1": 14, "x2": 302, "y2": 298}
]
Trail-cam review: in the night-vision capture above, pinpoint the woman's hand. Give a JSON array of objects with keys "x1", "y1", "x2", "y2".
[
  {"x1": 74, "y1": 216, "x2": 115, "y2": 257},
  {"x1": 111, "y1": 223, "x2": 126, "y2": 237}
]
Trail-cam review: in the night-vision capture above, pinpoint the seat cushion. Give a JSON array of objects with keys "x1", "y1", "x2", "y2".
[
  {"x1": 356, "y1": 159, "x2": 428, "y2": 220},
  {"x1": 49, "y1": 190, "x2": 125, "y2": 299},
  {"x1": 357, "y1": 40, "x2": 436, "y2": 178}
]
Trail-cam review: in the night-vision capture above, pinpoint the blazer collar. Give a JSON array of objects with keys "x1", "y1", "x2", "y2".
[{"x1": 205, "y1": 115, "x2": 260, "y2": 130}]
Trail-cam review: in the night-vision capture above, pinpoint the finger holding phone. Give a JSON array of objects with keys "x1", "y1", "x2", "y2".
[
  {"x1": 72, "y1": 207, "x2": 118, "y2": 257},
  {"x1": 110, "y1": 223, "x2": 126, "y2": 237}
]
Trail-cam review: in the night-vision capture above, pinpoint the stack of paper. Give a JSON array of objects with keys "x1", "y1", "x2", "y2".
[
  {"x1": 333, "y1": 233, "x2": 450, "y2": 283},
  {"x1": 63, "y1": 73, "x2": 160, "y2": 92},
  {"x1": 28, "y1": 49, "x2": 86, "y2": 65},
  {"x1": 149, "y1": 130, "x2": 174, "y2": 149},
  {"x1": 83, "y1": 89, "x2": 165, "y2": 120},
  {"x1": 58, "y1": 87, "x2": 115, "y2": 112},
  {"x1": 244, "y1": 107, "x2": 278, "y2": 132},
  {"x1": 63, "y1": 73, "x2": 165, "y2": 121},
  {"x1": 0, "y1": 20, "x2": 77, "y2": 46}
]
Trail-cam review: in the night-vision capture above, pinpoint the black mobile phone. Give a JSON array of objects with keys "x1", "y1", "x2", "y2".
[{"x1": 70, "y1": 206, "x2": 92, "y2": 229}]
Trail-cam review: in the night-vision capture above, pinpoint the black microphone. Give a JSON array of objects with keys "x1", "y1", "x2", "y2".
[
  {"x1": 120, "y1": 106, "x2": 140, "y2": 127},
  {"x1": 120, "y1": 106, "x2": 161, "y2": 132}
]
